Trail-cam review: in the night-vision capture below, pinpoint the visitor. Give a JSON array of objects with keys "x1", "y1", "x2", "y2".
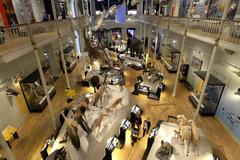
[
  {"x1": 103, "y1": 73, "x2": 108, "y2": 88},
  {"x1": 136, "y1": 114, "x2": 142, "y2": 129},
  {"x1": 119, "y1": 72, "x2": 125, "y2": 92},
  {"x1": 143, "y1": 118, "x2": 151, "y2": 137}
]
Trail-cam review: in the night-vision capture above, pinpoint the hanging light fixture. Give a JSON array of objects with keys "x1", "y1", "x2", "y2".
[{"x1": 234, "y1": 88, "x2": 240, "y2": 95}]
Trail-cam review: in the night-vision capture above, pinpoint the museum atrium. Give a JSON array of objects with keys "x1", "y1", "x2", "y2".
[{"x1": 0, "y1": 0, "x2": 240, "y2": 159}]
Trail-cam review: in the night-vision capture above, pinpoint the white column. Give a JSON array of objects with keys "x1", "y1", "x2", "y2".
[
  {"x1": 153, "y1": 31, "x2": 158, "y2": 69},
  {"x1": 146, "y1": 24, "x2": 152, "y2": 64},
  {"x1": 158, "y1": 0, "x2": 161, "y2": 16},
  {"x1": 194, "y1": 0, "x2": 231, "y2": 119},
  {"x1": 89, "y1": 0, "x2": 92, "y2": 16},
  {"x1": 150, "y1": 0, "x2": 154, "y2": 15},
  {"x1": 50, "y1": 0, "x2": 57, "y2": 19},
  {"x1": 0, "y1": 133, "x2": 15, "y2": 160},
  {"x1": 56, "y1": 21, "x2": 71, "y2": 89},
  {"x1": 172, "y1": 0, "x2": 193, "y2": 97},
  {"x1": 140, "y1": 22, "x2": 142, "y2": 41},
  {"x1": 143, "y1": 23, "x2": 146, "y2": 51},
  {"x1": 69, "y1": 19, "x2": 77, "y2": 58},
  {"x1": 59, "y1": 37, "x2": 71, "y2": 89},
  {"x1": 81, "y1": 0, "x2": 85, "y2": 16},
  {"x1": 161, "y1": 17, "x2": 171, "y2": 75},
  {"x1": 34, "y1": 49, "x2": 57, "y2": 130}
]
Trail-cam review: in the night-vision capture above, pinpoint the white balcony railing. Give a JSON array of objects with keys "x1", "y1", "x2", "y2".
[
  {"x1": 221, "y1": 21, "x2": 240, "y2": 44},
  {"x1": 0, "y1": 16, "x2": 86, "y2": 58},
  {"x1": 0, "y1": 25, "x2": 31, "y2": 56}
]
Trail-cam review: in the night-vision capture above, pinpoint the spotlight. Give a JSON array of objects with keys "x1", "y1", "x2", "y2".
[{"x1": 234, "y1": 88, "x2": 240, "y2": 95}]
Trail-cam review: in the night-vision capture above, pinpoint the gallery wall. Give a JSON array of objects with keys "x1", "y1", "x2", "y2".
[
  {"x1": 180, "y1": 35, "x2": 240, "y2": 141},
  {"x1": 0, "y1": 52, "x2": 37, "y2": 131}
]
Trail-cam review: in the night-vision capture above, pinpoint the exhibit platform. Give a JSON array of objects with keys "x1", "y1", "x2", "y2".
[
  {"x1": 49, "y1": 86, "x2": 132, "y2": 160},
  {"x1": 146, "y1": 122, "x2": 213, "y2": 160}
]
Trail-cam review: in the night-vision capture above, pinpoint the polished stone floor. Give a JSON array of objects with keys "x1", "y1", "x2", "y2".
[{"x1": 2, "y1": 58, "x2": 239, "y2": 160}]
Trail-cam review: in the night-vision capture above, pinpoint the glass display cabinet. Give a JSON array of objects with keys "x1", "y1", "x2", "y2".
[
  {"x1": 161, "y1": 44, "x2": 180, "y2": 73},
  {"x1": 20, "y1": 69, "x2": 56, "y2": 112},
  {"x1": 189, "y1": 71, "x2": 225, "y2": 116},
  {"x1": 63, "y1": 45, "x2": 76, "y2": 73}
]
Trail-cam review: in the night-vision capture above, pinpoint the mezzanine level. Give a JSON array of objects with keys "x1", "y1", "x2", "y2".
[
  {"x1": 141, "y1": 15, "x2": 240, "y2": 51},
  {"x1": 0, "y1": 15, "x2": 239, "y2": 64},
  {"x1": 0, "y1": 17, "x2": 86, "y2": 63}
]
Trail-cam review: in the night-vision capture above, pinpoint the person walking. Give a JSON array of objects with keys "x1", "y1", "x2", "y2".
[
  {"x1": 143, "y1": 120, "x2": 148, "y2": 137},
  {"x1": 119, "y1": 72, "x2": 125, "y2": 92},
  {"x1": 143, "y1": 118, "x2": 151, "y2": 137},
  {"x1": 146, "y1": 118, "x2": 151, "y2": 134},
  {"x1": 103, "y1": 73, "x2": 108, "y2": 88},
  {"x1": 136, "y1": 114, "x2": 142, "y2": 129}
]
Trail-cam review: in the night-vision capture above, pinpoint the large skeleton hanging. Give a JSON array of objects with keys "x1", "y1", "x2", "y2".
[
  {"x1": 83, "y1": 5, "x2": 120, "y2": 64},
  {"x1": 83, "y1": 0, "x2": 142, "y2": 64}
]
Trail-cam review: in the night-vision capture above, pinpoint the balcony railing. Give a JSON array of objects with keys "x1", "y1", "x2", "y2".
[
  {"x1": 0, "y1": 16, "x2": 86, "y2": 58},
  {"x1": 0, "y1": 25, "x2": 31, "y2": 56},
  {"x1": 30, "y1": 21, "x2": 57, "y2": 35},
  {"x1": 142, "y1": 15, "x2": 240, "y2": 45},
  {"x1": 169, "y1": 17, "x2": 187, "y2": 33},
  {"x1": 221, "y1": 21, "x2": 240, "y2": 44},
  {"x1": 0, "y1": 15, "x2": 239, "y2": 59}
]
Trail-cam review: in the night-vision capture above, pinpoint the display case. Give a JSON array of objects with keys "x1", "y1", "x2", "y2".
[
  {"x1": 189, "y1": 71, "x2": 225, "y2": 116},
  {"x1": 161, "y1": 44, "x2": 180, "y2": 73},
  {"x1": 103, "y1": 136, "x2": 120, "y2": 160},
  {"x1": 63, "y1": 45, "x2": 76, "y2": 73},
  {"x1": 20, "y1": 69, "x2": 56, "y2": 112}
]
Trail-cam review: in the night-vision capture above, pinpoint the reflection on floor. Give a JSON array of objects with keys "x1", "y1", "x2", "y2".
[{"x1": 2, "y1": 59, "x2": 240, "y2": 160}]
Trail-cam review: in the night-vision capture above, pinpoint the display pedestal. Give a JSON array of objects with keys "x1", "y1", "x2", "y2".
[
  {"x1": 146, "y1": 122, "x2": 213, "y2": 160},
  {"x1": 50, "y1": 86, "x2": 132, "y2": 160}
]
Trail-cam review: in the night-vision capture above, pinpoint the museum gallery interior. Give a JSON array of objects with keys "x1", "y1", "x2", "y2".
[{"x1": 0, "y1": 0, "x2": 240, "y2": 160}]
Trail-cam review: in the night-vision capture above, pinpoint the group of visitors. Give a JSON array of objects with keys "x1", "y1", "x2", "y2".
[{"x1": 130, "y1": 112, "x2": 151, "y2": 142}]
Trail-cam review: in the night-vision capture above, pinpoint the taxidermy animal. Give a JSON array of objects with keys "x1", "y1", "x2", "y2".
[
  {"x1": 176, "y1": 115, "x2": 200, "y2": 156},
  {"x1": 106, "y1": 97, "x2": 124, "y2": 113},
  {"x1": 93, "y1": 86, "x2": 107, "y2": 108},
  {"x1": 76, "y1": 97, "x2": 89, "y2": 110},
  {"x1": 179, "y1": 125, "x2": 192, "y2": 156},
  {"x1": 189, "y1": 120, "x2": 200, "y2": 156},
  {"x1": 155, "y1": 140, "x2": 173, "y2": 159},
  {"x1": 63, "y1": 114, "x2": 80, "y2": 150},
  {"x1": 91, "y1": 113, "x2": 108, "y2": 136}
]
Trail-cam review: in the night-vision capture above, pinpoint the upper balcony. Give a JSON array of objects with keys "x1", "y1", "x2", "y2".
[
  {"x1": 0, "y1": 17, "x2": 86, "y2": 63},
  {"x1": 142, "y1": 15, "x2": 240, "y2": 51}
]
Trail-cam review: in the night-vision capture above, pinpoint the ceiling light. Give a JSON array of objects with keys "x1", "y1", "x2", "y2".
[
  {"x1": 235, "y1": 88, "x2": 240, "y2": 95},
  {"x1": 172, "y1": 40, "x2": 177, "y2": 43}
]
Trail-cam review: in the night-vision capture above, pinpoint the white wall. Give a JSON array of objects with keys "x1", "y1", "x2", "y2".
[
  {"x1": 182, "y1": 36, "x2": 240, "y2": 140},
  {"x1": 31, "y1": 0, "x2": 45, "y2": 22},
  {"x1": 0, "y1": 52, "x2": 38, "y2": 131}
]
